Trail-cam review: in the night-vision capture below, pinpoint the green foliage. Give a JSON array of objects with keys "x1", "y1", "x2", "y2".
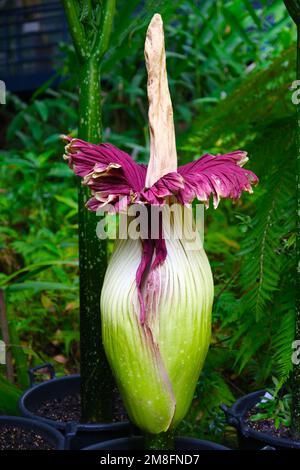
[
  {"x1": 184, "y1": 44, "x2": 296, "y2": 435},
  {"x1": 62, "y1": 0, "x2": 295, "y2": 159},
  {"x1": 0, "y1": 89, "x2": 80, "y2": 391},
  {"x1": 0, "y1": 374, "x2": 21, "y2": 415},
  {"x1": 250, "y1": 378, "x2": 291, "y2": 430}
]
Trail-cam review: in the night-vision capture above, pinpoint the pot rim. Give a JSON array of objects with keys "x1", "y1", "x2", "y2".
[{"x1": 83, "y1": 435, "x2": 230, "y2": 450}]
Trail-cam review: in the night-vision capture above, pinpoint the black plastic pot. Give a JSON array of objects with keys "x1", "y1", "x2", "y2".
[
  {"x1": 18, "y1": 363, "x2": 133, "y2": 450},
  {"x1": 0, "y1": 416, "x2": 65, "y2": 450},
  {"x1": 83, "y1": 436, "x2": 230, "y2": 450},
  {"x1": 222, "y1": 390, "x2": 300, "y2": 450}
]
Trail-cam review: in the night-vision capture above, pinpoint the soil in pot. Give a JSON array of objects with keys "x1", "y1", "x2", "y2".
[
  {"x1": 245, "y1": 407, "x2": 294, "y2": 441},
  {"x1": 34, "y1": 388, "x2": 127, "y2": 423},
  {"x1": 0, "y1": 423, "x2": 55, "y2": 450}
]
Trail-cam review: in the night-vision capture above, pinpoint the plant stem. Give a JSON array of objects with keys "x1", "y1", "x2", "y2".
[
  {"x1": 78, "y1": 59, "x2": 102, "y2": 141},
  {"x1": 78, "y1": 57, "x2": 114, "y2": 423},
  {"x1": 0, "y1": 289, "x2": 14, "y2": 384},
  {"x1": 62, "y1": 0, "x2": 115, "y2": 423},
  {"x1": 8, "y1": 307, "x2": 29, "y2": 389},
  {"x1": 144, "y1": 431, "x2": 175, "y2": 450},
  {"x1": 0, "y1": 289, "x2": 29, "y2": 388}
]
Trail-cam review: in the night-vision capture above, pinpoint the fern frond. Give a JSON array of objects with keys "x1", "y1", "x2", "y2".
[
  {"x1": 239, "y1": 167, "x2": 294, "y2": 321},
  {"x1": 271, "y1": 279, "x2": 296, "y2": 386},
  {"x1": 183, "y1": 47, "x2": 297, "y2": 384},
  {"x1": 183, "y1": 48, "x2": 295, "y2": 162},
  {"x1": 273, "y1": 310, "x2": 295, "y2": 386}
]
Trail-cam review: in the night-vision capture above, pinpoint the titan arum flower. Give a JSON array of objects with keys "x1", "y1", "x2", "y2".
[{"x1": 63, "y1": 14, "x2": 258, "y2": 436}]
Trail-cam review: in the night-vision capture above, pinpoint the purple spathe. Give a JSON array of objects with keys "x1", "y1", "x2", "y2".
[{"x1": 63, "y1": 137, "x2": 258, "y2": 211}]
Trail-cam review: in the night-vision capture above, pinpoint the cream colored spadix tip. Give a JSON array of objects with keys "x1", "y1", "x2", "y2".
[
  {"x1": 147, "y1": 13, "x2": 163, "y2": 37},
  {"x1": 149, "y1": 13, "x2": 163, "y2": 24},
  {"x1": 144, "y1": 13, "x2": 177, "y2": 188}
]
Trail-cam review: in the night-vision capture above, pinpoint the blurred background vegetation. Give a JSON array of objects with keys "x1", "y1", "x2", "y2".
[{"x1": 0, "y1": 0, "x2": 297, "y2": 446}]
